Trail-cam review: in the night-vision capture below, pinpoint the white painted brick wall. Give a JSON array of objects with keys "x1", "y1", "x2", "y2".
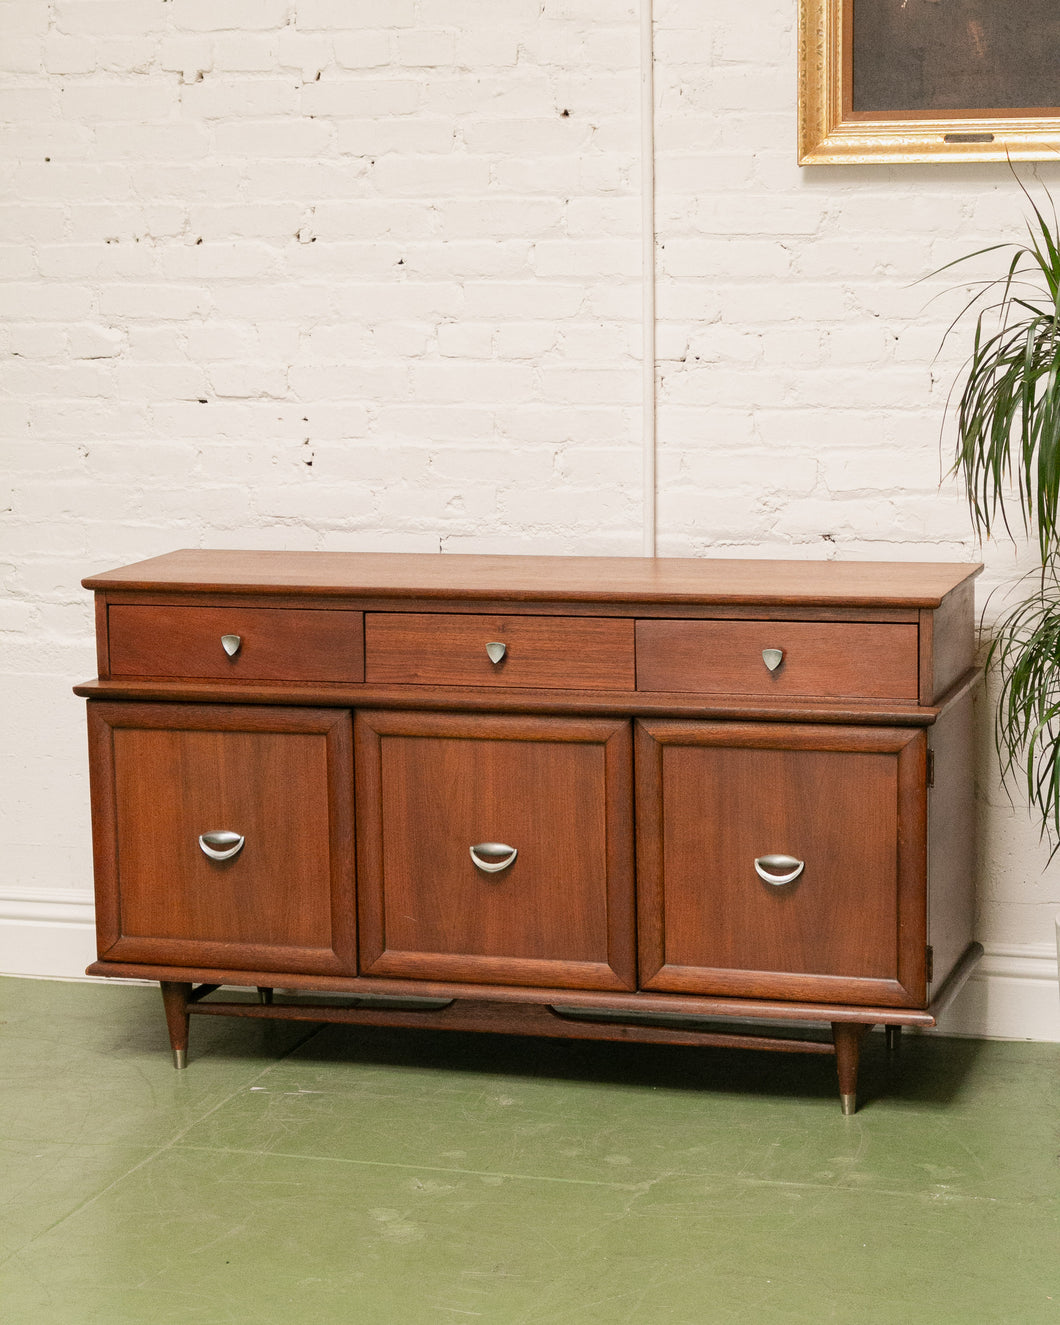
[{"x1": 2, "y1": 0, "x2": 1058, "y2": 993}]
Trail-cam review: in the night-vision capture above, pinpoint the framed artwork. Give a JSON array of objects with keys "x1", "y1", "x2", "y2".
[{"x1": 799, "y1": 0, "x2": 1060, "y2": 164}]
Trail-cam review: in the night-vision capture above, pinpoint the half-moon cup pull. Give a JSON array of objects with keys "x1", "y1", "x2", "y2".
[
  {"x1": 754, "y1": 854, "x2": 804, "y2": 886},
  {"x1": 762, "y1": 648, "x2": 784, "y2": 672},
  {"x1": 199, "y1": 830, "x2": 245, "y2": 861},
  {"x1": 470, "y1": 842, "x2": 518, "y2": 874},
  {"x1": 485, "y1": 641, "x2": 507, "y2": 664},
  {"x1": 221, "y1": 634, "x2": 242, "y2": 657}
]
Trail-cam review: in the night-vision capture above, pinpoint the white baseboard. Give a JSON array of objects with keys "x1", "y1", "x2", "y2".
[
  {"x1": 933, "y1": 943, "x2": 1060, "y2": 1042},
  {"x1": 0, "y1": 891, "x2": 98, "y2": 979},
  {"x1": 3, "y1": 896, "x2": 1058, "y2": 1041}
]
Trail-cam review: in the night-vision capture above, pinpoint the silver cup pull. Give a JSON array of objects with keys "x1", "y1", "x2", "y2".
[
  {"x1": 221, "y1": 634, "x2": 242, "y2": 657},
  {"x1": 199, "y1": 830, "x2": 245, "y2": 861},
  {"x1": 754, "y1": 854, "x2": 804, "y2": 886},
  {"x1": 485, "y1": 641, "x2": 507, "y2": 664},
  {"x1": 762, "y1": 648, "x2": 784, "y2": 672},
  {"x1": 469, "y1": 842, "x2": 518, "y2": 874}
]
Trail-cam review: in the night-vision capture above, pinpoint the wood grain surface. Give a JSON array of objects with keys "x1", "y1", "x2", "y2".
[
  {"x1": 87, "y1": 701, "x2": 355, "y2": 975},
  {"x1": 636, "y1": 618, "x2": 920, "y2": 700},
  {"x1": 355, "y1": 709, "x2": 636, "y2": 990},
  {"x1": 108, "y1": 604, "x2": 363, "y2": 683},
  {"x1": 83, "y1": 548, "x2": 981, "y2": 607},
  {"x1": 365, "y1": 612, "x2": 634, "y2": 690},
  {"x1": 635, "y1": 719, "x2": 927, "y2": 1006}
]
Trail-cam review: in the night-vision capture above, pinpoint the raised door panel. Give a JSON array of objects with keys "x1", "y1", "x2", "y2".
[
  {"x1": 87, "y1": 702, "x2": 355, "y2": 974},
  {"x1": 636, "y1": 720, "x2": 927, "y2": 1006},
  {"x1": 356, "y1": 710, "x2": 636, "y2": 990}
]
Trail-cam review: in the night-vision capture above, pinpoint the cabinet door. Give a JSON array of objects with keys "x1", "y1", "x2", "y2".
[
  {"x1": 356, "y1": 710, "x2": 635, "y2": 990},
  {"x1": 87, "y1": 702, "x2": 355, "y2": 975},
  {"x1": 636, "y1": 720, "x2": 927, "y2": 1007}
]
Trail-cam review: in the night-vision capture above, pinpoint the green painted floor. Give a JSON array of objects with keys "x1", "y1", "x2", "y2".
[{"x1": 1, "y1": 977, "x2": 1057, "y2": 1324}]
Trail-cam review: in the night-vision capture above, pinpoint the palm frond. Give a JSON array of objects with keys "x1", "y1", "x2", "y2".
[{"x1": 988, "y1": 572, "x2": 1060, "y2": 851}]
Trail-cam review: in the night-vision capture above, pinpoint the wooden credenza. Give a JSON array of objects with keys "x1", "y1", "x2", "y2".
[{"x1": 76, "y1": 550, "x2": 983, "y2": 1113}]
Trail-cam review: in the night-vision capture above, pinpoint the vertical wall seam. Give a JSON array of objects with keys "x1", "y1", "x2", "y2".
[{"x1": 640, "y1": 0, "x2": 657, "y2": 557}]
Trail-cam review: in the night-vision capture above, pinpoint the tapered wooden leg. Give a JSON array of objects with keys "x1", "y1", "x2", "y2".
[
  {"x1": 885, "y1": 1024, "x2": 902, "y2": 1054},
  {"x1": 160, "y1": 981, "x2": 193, "y2": 1069},
  {"x1": 832, "y1": 1022, "x2": 869, "y2": 1115}
]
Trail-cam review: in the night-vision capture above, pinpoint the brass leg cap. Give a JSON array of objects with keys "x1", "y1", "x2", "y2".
[
  {"x1": 173, "y1": 1048, "x2": 187, "y2": 1070},
  {"x1": 840, "y1": 1092, "x2": 856, "y2": 1116}
]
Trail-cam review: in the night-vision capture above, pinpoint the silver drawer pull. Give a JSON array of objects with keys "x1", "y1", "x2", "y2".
[
  {"x1": 199, "y1": 830, "x2": 245, "y2": 861},
  {"x1": 470, "y1": 842, "x2": 518, "y2": 874},
  {"x1": 762, "y1": 648, "x2": 784, "y2": 672},
  {"x1": 754, "y1": 854, "x2": 804, "y2": 886},
  {"x1": 485, "y1": 641, "x2": 507, "y2": 664},
  {"x1": 221, "y1": 634, "x2": 242, "y2": 657}
]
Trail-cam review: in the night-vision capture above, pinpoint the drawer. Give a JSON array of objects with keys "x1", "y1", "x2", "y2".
[
  {"x1": 636, "y1": 619, "x2": 920, "y2": 701},
  {"x1": 364, "y1": 613, "x2": 635, "y2": 690},
  {"x1": 108, "y1": 605, "x2": 364, "y2": 683}
]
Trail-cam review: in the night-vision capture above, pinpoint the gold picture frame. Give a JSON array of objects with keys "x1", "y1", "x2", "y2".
[{"x1": 798, "y1": 0, "x2": 1060, "y2": 165}]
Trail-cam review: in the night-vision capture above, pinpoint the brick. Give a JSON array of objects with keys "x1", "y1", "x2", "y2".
[
  {"x1": 211, "y1": 119, "x2": 333, "y2": 157},
  {"x1": 463, "y1": 117, "x2": 594, "y2": 156},
  {"x1": 537, "y1": 365, "x2": 641, "y2": 405},
  {"x1": 0, "y1": 245, "x2": 36, "y2": 277},
  {"x1": 68, "y1": 324, "x2": 125, "y2": 359},
  {"x1": 368, "y1": 155, "x2": 492, "y2": 197},
  {"x1": 182, "y1": 78, "x2": 302, "y2": 120},
  {"x1": 1, "y1": 283, "x2": 95, "y2": 320},
  {"x1": 1, "y1": 323, "x2": 67, "y2": 358},
  {"x1": 409, "y1": 361, "x2": 536, "y2": 402},
  {"x1": 209, "y1": 34, "x2": 280, "y2": 73},
  {"x1": 0, "y1": 88, "x2": 56, "y2": 121},
  {"x1": 336, "y1": 120, "x2": 454, "y2": 157},
  {"x1": 59, "y1": 82, "x2": 174, "y2": 122},
  {"x1": 41, "y1": 36, "x2": 95, "y2": 74},
  {"x1": 393, "y1": 29, "x2": 456, "y2": 68},
  {"x1": 98, "y1": 284, "x2": 212, "y2": 319},
  {"x1": 37, "y1": 243, "x2": 157, "y2": 281},
  {"x1": 403, "y1": 240, "x2": 531, "y2": 280},
  {"x1": 333, "y1": 32, "x2": 391, "y2": 70},
  {"x1": 93, "y1": 124, "x2": 211, "y2": 161},
  {"x1": 301, "y1": 78, "x2": 421, "y2": 118},
  {"x1": 0, "y1": 2, "x2": 49, "y2": 36},
  {"x1": 312, "y1": 200, "x2": 436, "y2": 241},
  {"x1": 296, "y1": 0, "x2": 415, "y2": 28},
  {"x1": 531, "y1": 240, "x2": 640, "y2": 279},
  {"x1": 186, "y1": 203, "x2": 303, "y2": 241},
  {"x1": 417, "y1": 0, "x2": 539, "y2": 23},
  {"x1": 169, "y1": 0, "x2": 290, "y2": 32}
]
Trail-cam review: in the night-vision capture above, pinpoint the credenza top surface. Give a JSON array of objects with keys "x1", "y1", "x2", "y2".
[{"x1": 83, "y1": 549, "x2": 982, "y2": 608}]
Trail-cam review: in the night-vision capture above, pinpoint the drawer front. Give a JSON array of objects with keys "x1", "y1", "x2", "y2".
[
  {"x1": 365, "y1": 613, "x2": 635, "y2": 690},
  {"x1": 635, "y1": 720, "x2": 927, "y2": 1006},
  {"x1": 108, "y1": 605, "x2": 364, "y2": 683},
  {"x1": 636, "y1": 619, "x2": 919, "y2": 700}
]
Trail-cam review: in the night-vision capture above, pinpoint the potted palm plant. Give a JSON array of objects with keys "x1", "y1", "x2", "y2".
[{"x1": 941, "y1": 179, "x2": 1060, "y2": 847}]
